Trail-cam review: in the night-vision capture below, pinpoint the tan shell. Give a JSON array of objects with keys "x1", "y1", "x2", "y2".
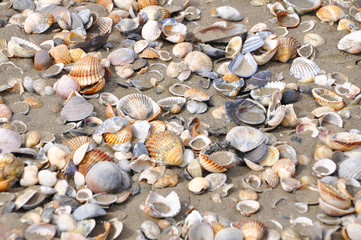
[
  {"x1": 49, "y1": 44, "x2": 71, "y2": 64},
  {"x1": 262, "y1": 168, "x2": 279, "y2": 188},
  {"x1": 312, "y1": 88, "x2": 344, "y2": 111},
  {"x1": 103, "y1": 124, "x2": 132, "y2": 144},
  {"x1": 139, "y1": 6, "x2": 170, "y2": 22},
  {"x1": 272, "y1": 158, "x2": 296, "y2": 178},
  {"x1": 234, "y1": 219, "x2": 268, "y2": 240},
  {"x1": 236, "y1": 200, "x2": 260, "y2": 216},
  {"x1": 138, "y1": 0, "x2": 158, "y2": 9},
  {"x1": 184, "y1": 88, "x2": 210, "y2": 101},
  {"x1": 318, "y1": 180, "x2": 351, "y2": 209},
  {"x1": 184, "y1": 51, "x2": 213, "y2": 73},
  {"x1": 316, "y1": 5, "x2": 345, "y2": 23},
  {"x1": 325, "y1": 132, "x2": 361, "y2": 151},
  {"x1": 199, "y1": 153, "x2": 227, "y2": 173},
  {"x1": 69, "y1": 48, "x2": 86, "y2": 62},
  {"x1": 273, "y1": 36, "x2": 300, "y2": 63},
  {"x1": 141, "y1": 21, "x2": 161, "y2": 42},
  {"x1": 24, "y1": 12, "x2": 54, "y2": 34},
  {"x1": 69, "y1": 55, "x2": 105, "y2": 88},
  {"x1": 173, "y1": 42, "x2": 194, "y2": 58}
]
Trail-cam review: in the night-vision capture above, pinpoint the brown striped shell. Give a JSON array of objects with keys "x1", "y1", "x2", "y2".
[
  {"x1": 103, "y1": 124, "x2": 132, "y2": 144},
  {"x1": 149, "y1": 120, "x2": 166, "y2": 137},
  {"x1": 184, "y1": 88, "x2": 210, "y2": 101},
  {"x1": 234, "y1": 219, "x2": 268, "y2": 240},
  {"x1": 24, "y1": 12, "x2": 54, "y2": 34},
  {"x1": 65, "y1": 135, "x2": 97, "y2": 151},
  {"x1": 199, "y1": 153, "x2": 227, "y2": 173},
  {"x1": 138, "y1": 0, "x2": 158, "y2": 9},
  {"x1": 140, "y1": 6, "x2": 170, "y2": 22},
  {"x1": 318, "y1": 180, "x2": 351, "y2": 209},
  {"x1": 145, "y1": 131, "x2": 184, "y2": 166},
  {"x1": 49, "y1": 44, "x2": 71, "y2": 64},
  {"x1": 184, "y1": 51, "x2": 213, "y2": 73},
  {"x1": 69, "y1": 55, "x2": 105, "y2": 87},
  {"x1": 273, "y1": 36, "x2": 300, "y2": 63},
  {"x1": 272, "y1": 158, "x2": 296, "y2": 178},
  {"x1": 78, "y1": 149, "x2": 113, "y2": 176},
  {"x1": 95, "y1": 17, "x2": 113, "y2": 34}
]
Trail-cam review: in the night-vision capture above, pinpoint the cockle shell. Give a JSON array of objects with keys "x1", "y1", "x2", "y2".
[
  {"x1": 312, "y1": 88, "x2": 344, "y2": 111},
  {"x1": 210, "y1": 6, "x2": 244, "y2": 21},
  {"x1": 184, "y1": 51, "x2": 213, "y2": 75},
  {"x1": 316, "y1": 5, "x2": 345, "y2": 23},
  {"x1": 141, "y1": 20, "x2": 161, "y2": 42},
  {"x1": 290, "y1": 57, "x2": 320, "y2": 80},
  {"x1": 262, "y1": 168, "x2": 279, "y2": 188},
  {"x1": 234, "y1": 219, "x2": 268, "y2": 240},
  {"x1": 70, "y1": 55, "x2": 105, "y2": 88},
  {"x1": 145, "y1": 131, "x2": 183, "y2": 166},
  {"x1": 252, "y1": 35, "x2": 279, "y2": 65},
  {"x1": 8, "y1": 37, "x2": 41, "y2": 58},
  {"x1": 338, "y1": 30, "x2": 361, "y2": 54},
  {"x1": 173, "y1": 42, "x2": 194, "y2": 58},
  {"x1": 184, "y1": 88, "x2": 210, "y2": 101},
  {"x1": 24, "y1": 12, "x2": 54, "y2": 34},
  {"x1": 199, "y1": 153, "x2": 227, "y2": 173},
  {"x1": 272, "y1": 158, "x2": 296, "y2": 178},
  {"x1": 324, "y1": 132, "x2": 361, "y2": 151},
  {"x1": 318, "y1": 180, "x2": 351, "y2": 209},
  {"x1": 273, "y1": 36, "x2": 300, "y2": 63},
  {"x1": 226, "y1": 126, "x2": 266, "y2": 152},
  {"x1": 49, "y1": 44, "x2": 71, "y2": 64},
  {"x1": 141, "y1": 191, "x2": 181, "y2": 218},
  {"x1": 140, "y1": 6, "x2": 170, "y2": 22},
  {"x1": 157, "y1": 97, "x2": 186, "y2": 114},
  {"x1": 138, "y1": 0, "x2": 157, "y2": 9}
]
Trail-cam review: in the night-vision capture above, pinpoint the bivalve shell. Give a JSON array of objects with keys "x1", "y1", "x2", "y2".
[
  {"x1": 141, "y1": 21, "x2": 161, "y2": 42},
  {"x1": 229, "y1": 52, "x2": 257, "y2": 78},
  {"x1": 140, "y1": 6, "x2": 170, "y2": 21},
  {"x1": 273, "y1": 36, "x2": 300, "y2": 63},
  {"x1": 236, "y1": 200, "x2": 260, "y2": 216},
  {"x1": 312, "y1": 88, "x2": 344, "y2": 111},
  {"x1": 318, "y1": 180, "x2": 351, "y2": 209},
  {"x1": 312, "y1": 159, "x2": 336, "y2": 178},
  {"x1": 316, "y1": 5, "x2": 345, "y2": 23},
  {"x1": 185, "y1": 51, "x2": 213, "y2": 75},
  {"x1": 272, "y1": 158, "x2": 296, "y2": 178},
  {"x1": 141, "y1": 191, "x2": 181, "y2": 218},
  {"x1": 226, "y1": 126, "x2": 266, "y2": 152},
  {"x1": 8, "y1": 37, "x2": 41, "y2": 58},
  {"x1": 188, "y1": 177, "x2": 210, "y2": 194},
  {"x1": 290, "y1": 57, "x2": 320, "y2": 80},
  {"x1": 199, "y1": 153, "x2": 227, "y2": 173},
  {"x1": 337, "y1": 30, "x2": 361, "y2": 54},
  {"x1": 234, "y1": 219, "x2": 268, "y2": 240},
  {"x1": 24, "y1": 12, "x2": 54, "y2": 34},
  {"x1": 157, "y1": 97, "x2": 186, "y2": 114},
  {"x1": 211, "y1": 6, "x2": 244, "y2": 21},
  {"x1": 49, "y1": 44, "x2": 71, "y2": 64},
  {"x1": 173, "y1": 42, "x2": 194, "y2": 58}
]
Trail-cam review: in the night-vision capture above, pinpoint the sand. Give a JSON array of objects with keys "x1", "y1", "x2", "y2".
[{"x1": 0, "y1": 0, "x2": 361, "y2": 239}]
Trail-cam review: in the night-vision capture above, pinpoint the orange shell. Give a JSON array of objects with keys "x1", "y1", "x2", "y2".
[
  {"x1": 149, "y1": 120, "x2": 166, "y2": 137},
  {"x1": 49, "y1": 44, "x2": 71, "y2": 64},
  {"x1": 325, "y1": 132, "x2": 361, "y2": 151},
  {"x1": 273, "y1": 36, "x2": 300, "y2": 63},
  {"x1": 199, "y1": 153, "x2": 227, "y2": 173},
  {"x1": 318, "y1": 180, "x2": 351, "y2": 209},
  {"x1": 69, "y1": 55, "x2": 105, "y2": 87},
  {"x1": 262, "y1": 168, "x2": 279, "y2": 188},
  {"x1": 23, "y1": 96, "x2": 42, "y2": 108},
  {"x1": 234, "y1": 219, "x2": 268, "y2": 240},
  {"x1": 103, "y1": 124, "x2": 133, "y2": 144},
  {"x1": 184, "y1": 88, "x2": 210, "y2": 101},
  {"x1": 139, "y1": 48, "x2": 159, "y2": 59},
  {"x1": 272, "y1": 158, "x2": 296, "y2": 178},
  {"x1": 65, "y1": 135, "x2": 97, "y2": 151},
  {"x1": 97, "y1": 0, "x2": 113, "y2": 13},
  {"x1": 69, "y1": 48, "x2": 86, "y2": 62},
  {"x1": 0, "y1": 178, "x2": 12, "y2": 192},
  {"x1": 138, "y1": 0, "x2": 158, "y2": 9},
  {"x1": 145, "y1": 131, "x2": 184, "y2": 166},
  {"x1": 78, "y1": 149, "x2": 113, "y2": 175},
  {"x1": 316, "y1": 5, "x2": 345, "y2": 22}
]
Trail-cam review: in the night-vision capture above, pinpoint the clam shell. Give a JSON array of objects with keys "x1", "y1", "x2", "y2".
[
  {"x1": 76, "y1": 188, "x2": 93, "y2": 203},
  {"x1": 316, "y1": 5, "x2": 345, "y2": 23},
  {"x1": 234, "y1": 219, "x2": 268, "y2": 240},
  {"x1": 184, "y1": 88, "x2": 210, "y2": 101},
  {"x1": 22, "y1": 192, "x2": 46, "y2": 210},
  {"x1": 142, "y1": 21, "x2": 161, "y2": 42},
  {"x1": 186, "y1": 159, "x2": 203, "y2": 179},
  {"x1": 199, "y1": 153, "x2": 227, "y2": 173},
  {"x1": 339, "y1": 157, "x2": 361, "y2": 180},
  {"x1": 283, "y1": 0, "x2": 321, "y2": 14},
  {"x1": 304, "y1": 33, "x2": 325, "y2": 47},
  {"x1": 229, "y1": 52, "x2": 257, "y2": 78},
  {"x1": 272, "y1": 158, "x2": 296, "y2": 178},
  {"x1": 226, "y1": 126, "x2": 266, "y2": 152},
  {"x1": 107, "y1": 10, "x2": 129, "y2": 24},
  {"x1": 244, "y1": 142, "x2": 268, "y2": 163},
  {"x1": 134, "y1": 40, "x2": 149, "y2": 53},
  {"x1": 188, "y1": 222, "x2": 214, "y2": 239},
  {"x1": 338, "y1": 30, "x2": 361, "y2": 54},
  {"x1": 214, "y1": 228, "x2": 244, "y2": 240},
  {"x1": 0, "y1": 128, "x2": 22, "y2": 153},
  {"x1": 60, "y1": 96, "x2": 94, "y2": 122},
  {"x1": 162, "y1": 22, "x2": 187, "y2": 43},
  {"x1": 141, "y1": 191, "x2": 180, "y2": 218},
  {"x1": 313, "y1": 159, "x2": 336, "y2": 178},
  {"x1": 145, "y1": 130, "x2": 184, "y2": 166},
  {"x1": 188, "y1": 177, "x2": 210, "y2": 194},
  {"x1": 204, "y1": 173, "x2": 227, "y2": 192},
  {"x1": 211, "y1": 6, "x2": 243, "y2": 21},
  {"x1": 10, "y1": 0, "x2": 35, "y2": 11},
  {"x1": 140, "y1": 6, "x2": 170, "y2": 22},
  {"x1": 70, "y1": 55, "x2": 105, "y2": 87},
  {"x1": 319, "y1": 112, "x2": 343, "y2": 127},
  {"x1": 157, "y1": 97, "x2": 186, "y2": 114},
  {"x1": 34, "y1": 49, "x2": 52, "y2": 71},
  {"x1": 290, "y1": 57, "x2": 320, "y2": 79},
  {"x1": 169, "y1": 83, "x2": 192, "y2": 97},
  {"x1": 15, "y1": 189, "x2": 37, "y2": 210},
  {"x1": 116, "y1": 93, "x2": 161, "y2": 123},
  {"x1": 225, "y1": 36, "x2": 243, "y2": 58},
  {"x1": 8, "y1": 37, "x2": 41, "y2": 58},
  {"x1": 276, "y1": 11, "x2": 300, "y2": 28},
  {"x1": 318, "y1": 197, "x2": 355, "y2": 216},
  {"x1": 312, "y1": 88, "x2": 343, "y2": 111},
  {"x1": 213, "y1": 78, "x2": 244, "y2": 97},
  {"x1": 185, "y1": 51, "x2": 213, "y2": 75},
  {"x1": 90, "y1": 193, "x2": 117, "y2": 206},
  {"x1": 225, "y1": 98, "x2": 266, "y2": 125},
  {"x1": 252, "y1": 35, "x2": 279, "y2": 65},
  {"x1": 335, "y1": 82, "x2": 360, "y2": 99},
  {"x1": 173, "y1": 42, "x2": 194, "y2": 58},
  {"x1": 78, "y1": 148, "x2": 113, "y2": 176},
  {"x1": 262, "y1": 168, "x2": 279, "y2": 188},
  {"x1": 273, "y1": 36, "x2": 300, "y2": 63},
  {"x1": 318, "y1": 180, "x2": 351, "y2": 209},
  {"x1": 49, "y1": 44, "x2": 71, "y2": 65},
  {"x1": 194, "y1": 24, "x2": 247, "y2": 43},
  {"x1": 236, "y1": 200, "x2": 260, "y2": 216},
  {"x1": 73, "y1": 203, "x2": 107, "y2": 221},
  {"x1": 25, "y1": 224, "x2": 56, "y2": 239},
  {"x1": 241, "y1": 34, "x2": 265, "y2": 54},
  {"x1": 24, "y1": 12, "x2": 54, "y2": 34},
  {"x1": 186, "y1": 100, "x2": 208, "y2": 114}
]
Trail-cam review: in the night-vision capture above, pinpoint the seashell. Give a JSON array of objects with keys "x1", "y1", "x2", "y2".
[
  {"x1": 41, "y1": 62, "x2": 64, "y2": 78},
  {"x1": 138, "y1": 6, "x2": 168, "y2": 22},
  {"x1": 343, "y1": 223, "x2": 361, "y2": 240},
  {"x1": 318, "y1": 179, "x2": 351, "y2": 210},
  {"x1": 94, "y1": 17, "x2": 113, "y2": 34},
  {"x1": 250, "y1": 82, "x2": 285, "y2": 106},
  {"x1": 162, "y1": 22, "x2": 187, "y2": 43},
  {"x1": 311, "y1": 88, "x2": 343, "y2": 111},
  {"x1": 49, "y1": 44, "x2": 71, "y2": 64},
  {"x1": 134, "y1": 40, "x2": 149, "y2": 53},
  {"x1": 337, "y1": 30, "x2": 361, "y2": 54},
  {"x1": 188, "y1": 177, "x2": 210, "y2": 194},
  {"x1": 188, "y1": 222, "x2": 214, "y2": 239},
  {"x1": 166, "y1": 62, "x2": 191, "y2": 81},
  {"x1": 249, "y1": 23, "x2": 268, "y2": 33},
  {"x1": 272, "y1": 158, "x2": 296, "y2": 178},
  {"x1": 10, "y1": 0, "x2": 35, "y2": 11},
  {"x1": 141, "y1": 21, "x2": 161, "y2": 42},
  {"x1": 0, "y1": 104, "x2": 12, "y2": 122},
  {"x1": 8, "y1": 37, "x2": 41, "y2": 58},
  {"x1": 78, "y1": 148, "x2": 113, "y2": 176},
  {"x1": 24, "y1": 12, "x2": 54, "y2": 34},
  {"x1": 34, "y1": 49, "x2": 52, "y2": 71},
  {"x1": 141, "y1": 220, "x2": 161, "y2": 239},
  {"x1": 316, "y1": 5, "x2": 345, "y2": 24},
  {"x1": 312, "y1": 106, "x2": 335, "y2": 118},
  {"x1": 184, "y1": 88, "x2": 210, "y2": 102},
  {"x1": 234, "y1": 219, "x2": 268, "y2": 240},
  {"x1": 243, "y1": 70, "x2": 272, "y2": 92},
  {"x1": 173, "y1": 42, "x2": 194, "y2": 58},
  {"x1": 47, "y1": 145, "x2": 67, "y2": 169},
  {"x1": 319, "y1": 112, "x2": 343, "y2": 127},
  {"x1": 236, "y1": 200, "x2": 260, "y2": 216},
  {"x1": 213, "y1": 78, "x2": 244, "y2": 97},
  {"x1": 138, "y1": 0, "x2": 157, "y2": 9},
  {"x1": 145, "y1": 130, "x2": 183, "y2": 165},
  {"x1": 199, "y1": 153, "x2": 227, "y2": 173},
  {"x1": 312, "y1": 159, "x2": 336, "y2": 178},
  {"x1": 185, "y1": 159, "x2": 202, "y2": 179},
  {"x1": 72, "y1": 203, "x2": 107, "y2": 221},
  {"x1": 226, "y1": 126, "x2": 266, "y2": 153},
  {"x1": 157, "y1": 97, "x2": 186, "y2": 114},
  {"x1": 25, "y1": 224, "x2": 56, "y2": 240},
  {"x1": 15, "y1": 189, "x2": 37, "y2": 210},
  {"x1": 149, "y1": 120, "x2": 166, "y2": 137},
  {"x1": 318, "y1": 197, "x2": 355, "y2": 216},
  {"x1": 0, "y1": 129, "x2": 22, "y2": 153},
  {"x1": 61, "y1": 95, "x2": 94, "y2": 122},
  {"x1": 90, "y1": 193, "x2": 117, "y2": 206},
  {"x1": 214, "y1": 228, "x2": 244, "y2": 240},
  {"x1": 69, "y1": 48, "x2": 86, "y2": 62},
  {"x1": 324, "y1": 132, "x2": 361, "y2": 151},
  {"x1": 115, "y1": 17, "x2": 140, "y2": 33},
  {"x1": 184, "y1": 51, "x2": 213, "y2": 75},
  {"x1": 210, "y1": 6, "x2": 243, "y2": 21},
  {"x1": 290, "y1": 57, "x2": 320, "y2": 80},
  {"x1": 252, "y1": 34, "x2": 279, "y2": 65},
  {"x1": 107, "y1": 48, "x2": 137, "y2": 66},
  {"x1": 244, "y1": 141, "x2": 268, "y2": 164},
  {"x1": 22, "y1": 191, "x2": 46, "y2": 210},
  {"x1": 38, "y1": 169, "x2": 57, "y2": 187},
  {"x1": 280, "y1": 177, "x2": 300, "y2": 192},
  {"x1": 229, "y1": 52, "x2": 257, "y2": 78},
  {"x1": 273, "y1": 36, "x2": 300, "y2": 63},
  {"x1": 297, "y1": 43, "x2": 314, "y2": 59},
  {"x1": 282, "y1": 0, "x2": 321, "y2": 15},
  {"x1": 55, "y1": 75, "x2": 81, "y2": 100},
  {"x1": 335, "y1": 82, "x2": 360, "y2": 100},
  {"x1": 225, "y1": 98, "x2": 266, "y2": 125},
  {"x1": 139, "y1": 48, "x2": 159, "y2": 59},
  {"x1": 141, "y1": 191, "x2": 181, "y2": 218},
  {"x1": 76, "y1": 188, "x2": 93, "y2": 203},
  {"x1": 20, "y1": 165, "x2": 38, "y2": 187},
  {"x1": 186, "y1": 100, "x2": 208, "y2": 114},
  {"x1": 65, "y1": 135, "x2": 96, "y2": 151},
  {"x1": 225, "y1": 36, "x2": 243, "y2": 58},
  {"x1": 262, "y1": 168, "x2": 279, "y2": 188},
  {"x1": 169, "y1": 83, "x2": 192, "y2": 97},
  {"x1": 241, "y1": 34, "x2": 265, "y2": 54},
  {"x1": 339, "y1": 157, "x2": 361, "y2": 180},
  {"x1": 107, "y1": 10, "x2": 129, "y2": 24},
  {"x1": 304, "y1": 33, "x2": 325, "y2": 48}
]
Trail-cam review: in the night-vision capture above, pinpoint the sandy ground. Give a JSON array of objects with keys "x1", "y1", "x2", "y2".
[{"x1": 0, "y1": 0, "x2": 361, "y2": 239}]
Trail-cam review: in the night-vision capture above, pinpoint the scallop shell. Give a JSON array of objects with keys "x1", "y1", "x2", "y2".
[
  {"x1": 184, "y1": 88, "x2": 210, "y2": 101},
  {"x1": 272, "y1": 158, "x2": 296, "y2": 178},
  {"x1": 141, "y1": 191, "x2": 180, "y2": 218},
  {"x1": 234, "y1": 219, "x2": 268, "y2": 240},
  {"x1": 338, "y1": 30, "x2": 361, "y2": 54},
  {"x1": 259, "y1": 146, "x2": 279, "y2": 167},
  {"x1": 225, "y1": 98, "x2": 266, "y2": 125},
  {"x1": 283, "y1": 0, "x2": 321, "y2": 15},
  {"x1": 49, "y1": 44, "x2": 71, "y2": 64},
  {"x1": 70, "y1": 55, "x2": 105, "y2": 87},
  {"x1": 236, "y1": 200, "x2": 260, "y2": 216},
  {"x1": 228, "y1": 52, "x2": 257, "y2": 78},
  {"x1": 273, "y1": 36, "x2": 300, "y2": 63},
  {"x1": 211, "y1": 6, "x2": 244, "y2": 21},
  {"x1": 162, "y1": 22, "x2": 187, "y2": 43},
  {"x1": 141, "y1": 20, "x2": 161, "y2": 42},
  {"x1": 226, "y1": 126, "x2": 266, "y2": 152},
  {"x1": 145, "y1": 130, "x2": 183, "y2": 166},
  {"x1": 8, "y1": 37, "x2": 41, "y2": 58},
  {"x1": 199, "y1": 153, "x2": 227, "y2": 173},
  {"x1": 78, "y1": 149, "x2": 113, "y2": 176},
  {"x1": 140, "y1": 6, "x2": 170, "y2": 21},
  {"x1": 24, "y1": 12, "x2": 54, "y2": 34},
  {"x1": 290, "y1": 57, "x2": 320, "y2": 80},
  {"x1": 116, "y1": 93, "x2": 161, "y2": 123},
  {"x1": 311, "y1": 88, "x2": 344, "y2": 111},
  {"x1": 184, "y1": 51, "x2": 213, "y2": 75},
  {"x1": 316, "y1": 5, "x2": 345, "y2": 23},
  {"x1": 103, "y1": 124, "x2": 132, "y2": 144},
  {"x1": 157, "y1": 97, "x2": 186, "y2": 114},
  {"x1": 173, "y1": 42, "x2": 194, "y2": 58}
]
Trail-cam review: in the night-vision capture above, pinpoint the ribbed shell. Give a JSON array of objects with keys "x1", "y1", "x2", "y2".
[
  {"x1": 95, "y1": 17, "x2": 113, "y2": 34},
  {"x1": 69, "y1": 48, "x2": 86, "y2": 62},
  {"x1": 262, "y1": 168, "x2": 279, "y2": 188},
  {"x1": 229, "y1": 52, "x2": 258, "y2": 78},
  {"x1": 318, "y1": 180, "x2": 351, "y2": 209},
  {"x1": 339, "y1": 157, "x2": 361, "y2": 180},
  {"x1": 325, "y1": 132, "x2": 361, "y2": 151},
  {"x1": 337, "y1": 31, "x2": 361, "y2": 54},
  {"x1": 290, "y1": 57, "x2": 320, "y2": 79},
  {"x1": 139, "y1": 48, "x2": 159, "y2": 59},
  {"x1": 157, "y1": 97, "x2": 186, "y2": 114},
  {"x1": 145, "y1": 131, "x2": 184, "y2": 166},
  {"x1": 185, "y1": 51, "x2": 213, "y2": 73},
  {"x1": 65, "y1": 136, "x2": 97, "y2": 151},
  {"x1": 138, "y1": 0, "x2": 158, "y2": 9},
  {"x1": 24, "y1": 12, "x2": 54, "y2": 34},
  {"x1": 49, "y1": 44, "x2": 71, "y2": 64},
  {"x1": 272, "y1": 158, "x2": 296, "y2": 178},
  {"x1": 78, "y1": 149, "x2": 113, "y2": 176},
  {"x1": 316, "y1": 5, "x2": 345, "y2": 22},
  {"x1": 311, "y1": 88, "x2": 343, "y2": 111},
  {"x1": 8, "y1": 37, "x2": 41, "y2": 58},
  {"x1": 184, "y1": 88, "x2": 210, "y2": 101},
  {"x1": 199, "y1": 153, "x2": 227, "y2": 173},
  {"x1": 273, "y1": 36, "x2": 300, "y2": 63},
  {"x1": 103, "y1": 124, "x2": 132, "y2": 144},
  {"x1": 241, "y1": 34, "x2": 265, "y2": 54},
  {"x1": 173, "y1": 42, "x2": 193, "y2": 58},
  {"x1": 149, "y1": 120, "x2": 166, "y2": 137},
  {"x1": 234, "y1": 219, "x2": 268, "y2": 240},
  {"x1": 69, "y1": 55, "x2": 105, "y2": 87},
  {"x1": 140, "y1": 6, "x2": 170, "y2": 21},
  {"x1": 259, "y1": 146, "x2": 279, "y2": 167},
  {"x1": 141, "y1": 21, "x2": 161, "y2": 42}
]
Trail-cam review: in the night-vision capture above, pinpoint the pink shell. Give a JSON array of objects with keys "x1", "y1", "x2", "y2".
[{"x1": 55, "y1": 75, "x2": 80, "y2": 99}]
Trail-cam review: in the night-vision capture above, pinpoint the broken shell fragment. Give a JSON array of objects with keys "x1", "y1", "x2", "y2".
[{"x1": 141, "y1": 191, "x2": 181, "y2": 218}]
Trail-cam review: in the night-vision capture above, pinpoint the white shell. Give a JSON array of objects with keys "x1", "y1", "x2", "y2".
[
  {"x1": 312, "y1": 158, "x2": 337, "y2": 177},
  {"x1": 290, "y1": 57, "x2": 320, "y2": 79},
  {"x1": 142, "y1": 21, "x2": 161, "y2": 42},
  {"x1": 337, "y1": 30, "x2": 361, "y2": 54},
  {"x1": 213, "y1": 6, "x2": 243, "y2": 21},
  {"x1": 141, "y1": 191, "x2": 181, "y2": 218},
  {"x1": 236, "y1": 199, "x2": 260, "y2": 216},
  {"x1": 226, "y1": 126, "x2": 266, "y2": 152},
  {"x1": 38, "y1": 169, "x2": 57, "y2": 187}
]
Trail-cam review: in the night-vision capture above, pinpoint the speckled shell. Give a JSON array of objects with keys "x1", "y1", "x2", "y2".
[
  {"x1": 185, "y1": 51, "x2": 213, "y2": 74},
  {"x1": 145, "y1": 131, "x2": 184, "y2": 166},
  {"x1": 116, "y1": 93, "x2": 161, "y2": 123},
  {"x1": 49, "y1": 44, "x2": 71, "y2": 64},
  {"x1": 318, "y1": 180, "x2": 351, "y2": 209},
  {"x1": 311, "y1": 88, "x2": 344, "y2": 111},
  {"x1": 69, "y1": 55, "x2": 105, "y2": 87},
  {"x1": 173, "y1": 42, "x2": 194, "y2": 58},
  {"x1": 290, "y1": 57, "x2": 320, "y2": 80},
  {"x1": 234, "y1": 219, "x2": 268, "y2": 240},
  {"x1": 273, "y1": 36, "x2": 300, "y2": 63},
  {"x1": 140, "y1": 6, "x2": 170, "y2": 22},
  {"x1": 65, "y1": 136, "x2": 97, "y2": 151},
  {"x1": 24, "y1": 12, "x2": 54, "y2": 34},
  {"x1": 199, "y1": 153, "x2": 227, "y2": 173},
  {"x1": 316, "y1": 5, "x2": 345, "y2": 22},
  {"x1": 272, "y1": 158, "x2": 296, "y2": 178},
  {"x1": 184, "y1": 88, "x2": 210, "y2": 101},
  {"x1": 103, "y1": 124, "x2": 132, "y2": 144},
  {"x1": 78, "y1": 149, "x2": 113, "y2": 176}
]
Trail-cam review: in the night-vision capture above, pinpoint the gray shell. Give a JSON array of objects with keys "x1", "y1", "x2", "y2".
[{"x1": 338, "y1": 157, "x2": 361, "y2": 180}]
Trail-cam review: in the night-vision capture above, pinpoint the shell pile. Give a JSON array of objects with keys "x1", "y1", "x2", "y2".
[{"x1": 0, "y1": 0, "x2": 361, "y2": 239}]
